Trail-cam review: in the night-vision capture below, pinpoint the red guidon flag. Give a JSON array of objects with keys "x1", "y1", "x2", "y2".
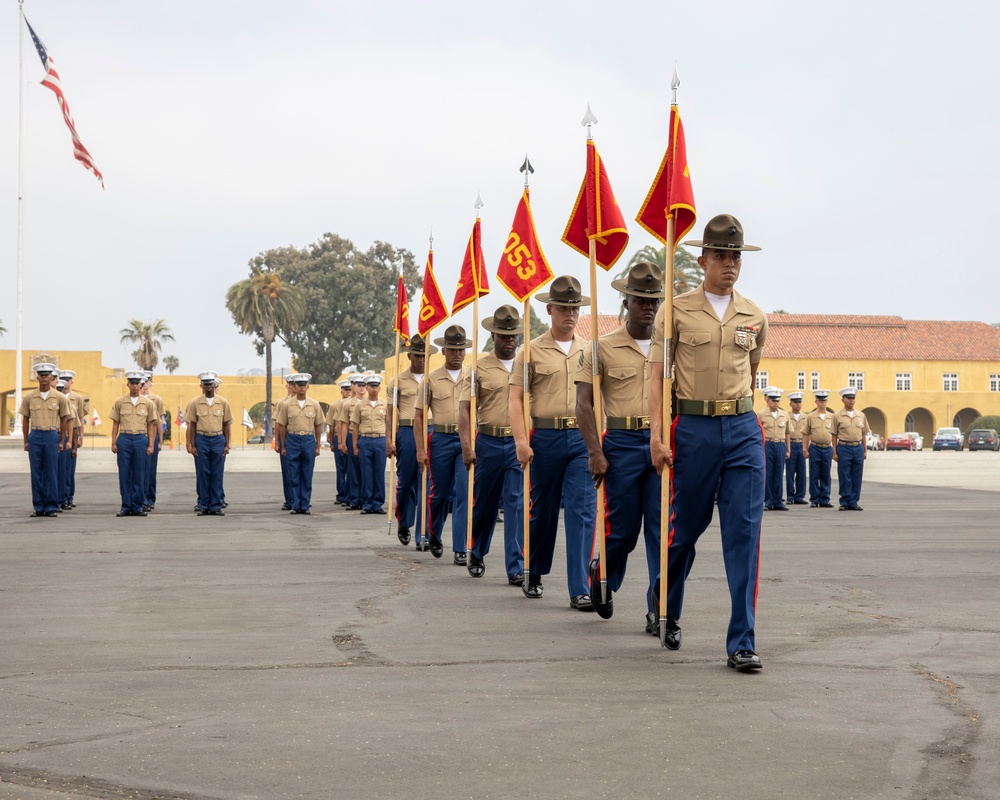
[
  {"x1": 394, "y1": 277, "x2": 410, "y2": 343},
  {"x1": 452, "y1": 218, "x2": 490, "y2": 314},
  {"x1": 636, "y1": 105, "x2": 696, "y2": 246},
  {"x1": 562, "y1": 140, "x2": 629, "y2": 270},
  {"x1": 496, "y1": 190, "x2": 554, "y2": 302},
  {"x1": 417, "y1": 249, "x2": 449, "y2": 336}
]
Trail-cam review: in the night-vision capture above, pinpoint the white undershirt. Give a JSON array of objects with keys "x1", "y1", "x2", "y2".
[
  {"x1": 297, "y1": 399, "x2": 306, "y2": 408},
  {"x1": 130, "y1": 396, "x2": 139, "y2": 406},
  {"x1": 633, "y1": 338, "x2": 651, "y2": 357},
  {"x1": 40, "y1": 391, "x2": 50, "y2": 400},
  {"x1": 554, "y1": 339, "x2": 573, "y2": 355},
  {"x1": 498, "y1": 358, "x2": 514, "y2": 372},
  {"x1": 369, "y1": 400, "x2": 377, "y2": 407},
  {"x1": 207, "y1": 396, "x2": 216, "y2": 407},
  {"x1": 793, "y1": 413, "x2": 800, "y2": 420},
  {"x1": 413, "y1": 374, "x2": 424, "y2": 384},
  {"x1": 818, "y1": 413, "x2": 826, "y2": 419},
  {"x1": 446, "y1": 369, "x2": 462, "y2": 382},
  {"x1": 704, "y1": 290, "x2": 732, "y2": 320},
  {"x1": 771, "y1": 411, "x2": 778, "y2": 418},
  {"x1": 847, "y1": 410, "x2": 855, "y2": 418}
]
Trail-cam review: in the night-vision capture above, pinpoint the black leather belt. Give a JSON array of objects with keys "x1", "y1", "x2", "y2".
[
  {"x1": 605, "y1": 416, "x2": 649, "y2": 431},
  {"x1": 478, "y1": 424, "x2": 512, "y2": 437},
  {"x1": 810, "y1": 443, "x2": 832, "y2": 449},
  {"x1": 432, "y1": 423, "x2": 459, "y2": 434},
  {"x1": 677, "y1": 397, "x2": 754, "y2": 417},
  {"x1": 532, "y1": 416, "x2": 577, "y2": 430}
]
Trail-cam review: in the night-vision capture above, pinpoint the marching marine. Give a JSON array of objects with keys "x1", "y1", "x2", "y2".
[
  {"x1": 830, "y1": 387, "x2": 870, "y2": 511},
  {"x1": 275, "y1": 373, "x2": 323, "y2": 514},
  {"x1": 109, "y1": 371, "x2": 157, "y2": 517},
  {"x1": 184, "y1": 371, "x2": 233, "y2": 516}
]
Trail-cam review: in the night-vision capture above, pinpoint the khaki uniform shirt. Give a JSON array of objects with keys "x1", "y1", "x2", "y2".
[
  {"x1": 509, "y1": 330, "x2": 585, "y2": 418},
  {"x1": 461, "y1": 354, "x2": 513, "y2": 428},
  {"x1": 68, "y1": 391, "x2": 86, "y2": 429},
  {"x1": 275, "y1": 396, "x2": 323, "y2": 434},
  {"x1": 340, "y1": 396, "x2": 361, "y2": 428},
  {"x1": 759, "y1": 408, "x2": 790, "y2": 442},
  {"x1": 649, "y1": 285, "x2": 768, "y2": 402},
  {"x1": 416, "y1": 367, "x2": 465, "y2": 425},
  {"x1": 110, "y1": 395, "x2": 157, "y2": 434},
  {"x1": 575, "y1": 324, "x2": 649, "y2": 418},
  {"x1": 802, "y1": 410, "x2": 834, "y2": 446},
  {"x1": 352, "y1": 398, "x2": 388, "y2": 435},
  {"x1": 183, "y1": 395, "x2": 234, "y2": 434},
  {"x1": 788, "y1": 412, "x2": 808, "y2": 442},
  {"x1": 324, "y1": 398, "x2": 343, "y2": 429},
  {"x1": 829, "y1": 408, "x2": 870, "y2": 444},
  {"x1": 19, "y1": 390, "x2": 73, "y2": 430},
  {"x1": 387, "y1": 370, "x2": 422, "y2": 421}
]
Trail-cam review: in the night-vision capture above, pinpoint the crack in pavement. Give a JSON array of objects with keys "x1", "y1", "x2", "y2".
[
  {"x1": 909, "y1": 666, "x2": 984, "y2": 800},
  {"x1": 0, "y1": 763, "x2": 226, "y2": 799}
]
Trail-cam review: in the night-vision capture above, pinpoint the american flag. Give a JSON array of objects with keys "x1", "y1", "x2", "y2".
[{"x1": 25, "y1": 17, "x2": 104, "y2": 187}]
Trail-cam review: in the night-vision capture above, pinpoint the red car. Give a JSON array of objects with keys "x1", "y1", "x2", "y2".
[{"x1": 886, "y1": 432, "x2": 922, "y2": 451}]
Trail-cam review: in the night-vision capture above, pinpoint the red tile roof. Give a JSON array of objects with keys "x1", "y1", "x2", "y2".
[{"x1": 578, "y1": 313, "x2": 1000, "y2": 361}]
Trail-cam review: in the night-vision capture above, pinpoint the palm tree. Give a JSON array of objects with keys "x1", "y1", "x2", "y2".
[
  {"x1": 226, "y1": 272, "x2": 305, "y2": 438},
  {"x1": 614, "y1": 244, "x2": 703, "y2": 319},
  {"x1": 0, "y1": 319, "x2": 6, "y2": 338},
  {"x1": 163, "y1": 355, "x2": 180, "y2": 374},
  {"x1": 120, "y1": 320, "x2": 175, "y2": 370}
]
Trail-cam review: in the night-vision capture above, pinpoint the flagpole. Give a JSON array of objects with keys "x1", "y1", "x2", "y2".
[
  {"x1": 581, "y1": 105, "x2": 609, "y2": 605},
  {"x1": 658, "y1": 66, "x2": 682, "y2": 647},
  {"x1": 15, "y1": 0, "x2": 26, "y2": 426},
  {"x1": 519, "y1": 158, "x2": 534, "y2": 590},
  {"x1": 465, "y1": 195, "x2": 484, "y2": 556},
  {"x1": 419, "y1": 230, "x2": 434, "y2": 550},
  {"x1": 388, "y1": 328, "x2": 400, "y2": 536}
]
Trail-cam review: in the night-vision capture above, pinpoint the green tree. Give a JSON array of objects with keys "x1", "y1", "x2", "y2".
[
  {"x1": 264, "y1": 233, "x2": 422, "y2": 382},
  {"x1": 119, "y1": 320, "x2": 175, "y2": 370},
  {"x1": 163, "y1": 355, "x2": 180, "y2": 374},
  {"x1": 0, "y1": 319, "x2": 6, "y2": 338},
  {"x1": 482, "y1": 306, "x2": 549, "y2": 352},
  {"x1": 226, "y1": 271, "x2": 305, "y2": 438}
]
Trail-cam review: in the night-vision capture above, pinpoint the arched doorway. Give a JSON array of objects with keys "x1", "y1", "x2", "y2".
[
  {"x1": 953, "y1": 407, "x2": 981, "y2": 433},
  {"x1": 905, "y1": 408, "x2": 935, "y2": 443},
  {"x1": 861, "y1": 406, "x2": 886, "y2": 440}
]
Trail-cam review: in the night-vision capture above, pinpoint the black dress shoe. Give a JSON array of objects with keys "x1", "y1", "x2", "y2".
[
  {"x1": 197, "y1": 510, "x2": 210, "y2": 516},
  {"x1": 282, "y1": 504, "x2": 292, "y2": 511},
  {"x1": 508, "y1": 572, "x2": 524, "y2": 587},
  {"x1": 194, "y1": 506, "x2": 205, "y2": 512},
  {"x1": 61, "y1": 504, "x2": 73, "y2": 510},
  {"x1": 397, "y1": 526, "x2": 411, "y2": 546},
  {"x1": 522, "y1": 574, "x2": 543, "y2": 599},
  {"x1": 589, "y1": 559, "x2": 613, "y2": 619},
  {"x1": 792, "y1": 499, "x2": 809, "y2": 505},
  {"x1": 810, "y1": 502, "x2": 819, "y2": 508},
  {"x1": 570, "y1": 594, "x2": 595, "y2": 612},
  {"x1": 819, "y1": 503, "x2": 834, "y2": 508},
  {"x1": 839, "y1": 505, "x2": 850, "y2": 510},
  {"x1": 773, "y1": 505, "x2": 789, "y2": 511},
  {"x1": 132, "y1": 510, "x2": 148, "y2": 517},
  {"x1": 851, "y1": 505, "x2": 864, "y2": 511},
  {"x1": 663, "y1": 617, "x2": 681, "y2": 650},
  {"x1": 222, "y1": 502, "x2": 229, "y2": 508},
  {"x1": 467, "y1": 555, "x2": 485, "y2": 578},
  {"x1": 116, "y1": 510, "x2": 131, "y2": 517},
  {"x1": 644, "y1": 612, "x2": 657, "y2": 636},
  {"x1": 211, "y1": 510, "x2": 225, "y2": 516},
  {"x1": 43, "y1": 511, "x2": 59, "y2": 517},
  {"x1": 453, "y1": 552, "x2": 467, "y2": 566},
  {"x1": 727, "y1": 650, "x2": 763, "y2": 671},
  {"x1": 428, "y1": 537, "x2": 443, "y2": 558},
  {"x1": 763, "y1": 505, "x2": 774, "y2": 511}
]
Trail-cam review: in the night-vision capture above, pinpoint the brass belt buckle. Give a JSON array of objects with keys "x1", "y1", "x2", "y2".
[
  {"x1": 715, "y1": 401, "x2": 733, "y2": 417},
  {"x1": 500, "y1": 426, "x2": 511, "y2": 437},
  {"x1": 564, "y1": 416, "x2": 577, "y2": 429}
]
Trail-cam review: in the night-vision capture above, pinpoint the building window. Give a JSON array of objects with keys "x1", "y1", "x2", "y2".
[
  {"x1": 797, "y1": 371, "x2": 806, "y2": 391},
  {"x1": 848, "y1": 372, "x2": 865, "y2": 391},
  {"x1": 755, "y1": 371, "x2": 769, "y2": 391},
  {"x1": 896, "y1": 373, "x2": 912, "y2": 391},
  {"x1": 990, "y1": 374, "x2": 1000, "y2": 392},
  {"x1": 810, "y1": 372, "x2": 820, "y2": 391},
  {"x1": 943, "y1": 373, "x2": 959, "y2": 392}
]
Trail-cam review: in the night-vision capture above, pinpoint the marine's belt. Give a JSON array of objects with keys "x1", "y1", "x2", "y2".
[
  {"x1": 396, "y1": 419, "x2": 413, "y2": 427},
  {"x1": 605, "y1": 415, "x2": 649, "y2": 431},
  {"x1": 359, "y1": 433, "x2": 384, "y2": 438},
  {"x1": 532, "y1": 416, "x2": 577, "y2": 430},
  {"x1": 478, "y1": 424, "x2": 512, "y2": 437},
  {"x1": 431, "y1": 423, "x2": 459, "y2": 434},
  {"x1": 677, "y1": 397, "x2": 754, "y2": 417}
]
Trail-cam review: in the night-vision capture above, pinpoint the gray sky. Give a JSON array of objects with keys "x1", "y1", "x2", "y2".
[{"x1": 2, "y1": 1, "x2": 998, "y2": 376}]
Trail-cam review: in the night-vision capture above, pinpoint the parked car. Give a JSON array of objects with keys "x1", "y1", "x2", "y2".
[
  {"x1": 886, "y1": 432, "x2": 923, "y2": 451},
  {"x1": 865, "y1": 432, "x2": 883, "y2": 451},
  {"x1": 967, "y1": 429, "x2": 1000, "y2": 452},
  {"x1": 247, "y1": 434, "x2": 266, "y2": 445},
  {"x1": 932, "y1": 427, "x2": 964, "y2": 451}
]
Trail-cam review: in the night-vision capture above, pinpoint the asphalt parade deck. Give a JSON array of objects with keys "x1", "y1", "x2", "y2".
[{"x1": 1, "y1": 448, "x2": 998, "y2": 799}]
